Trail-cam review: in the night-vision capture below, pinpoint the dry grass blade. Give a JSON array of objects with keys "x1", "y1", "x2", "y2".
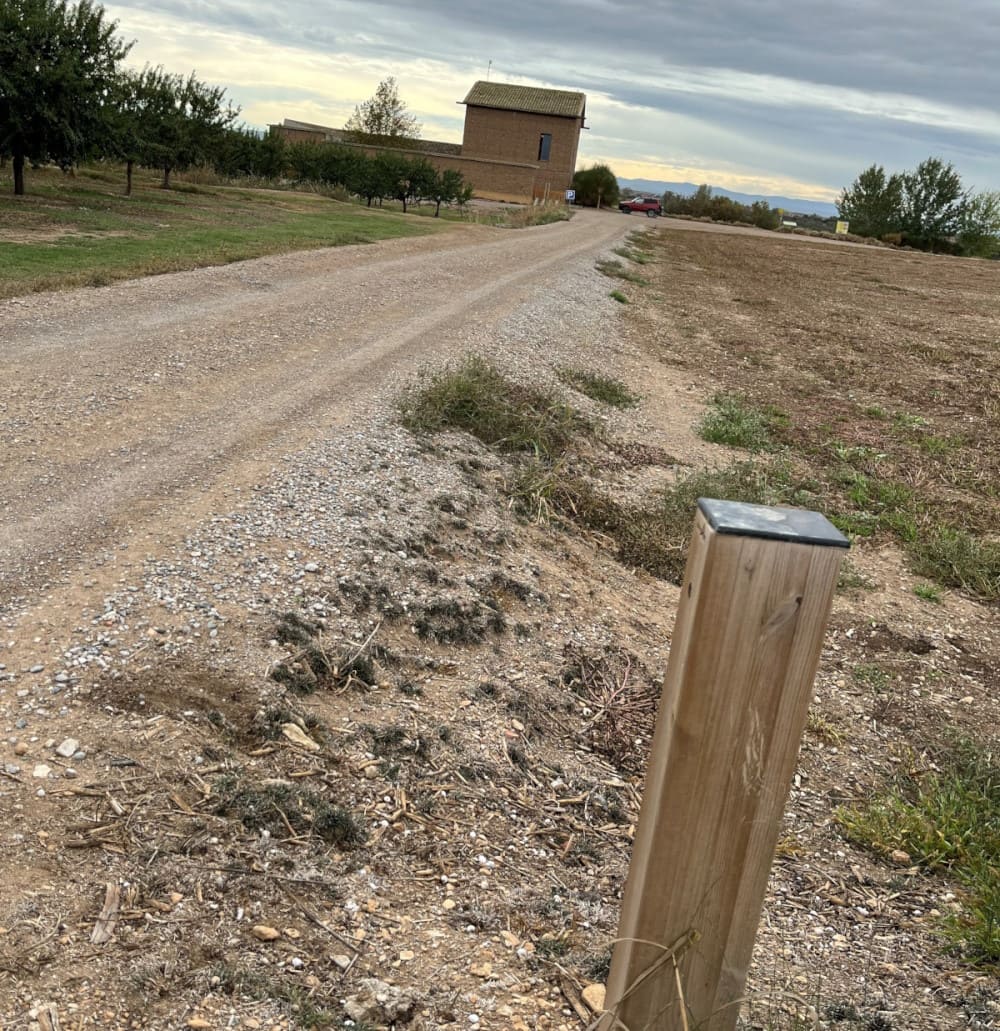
[
  {"x1": 90, "y1": 882, "x2": 121, "y2": 944},
  {"x1": 562, "y1": 645, "x2": 658, "y2": 771},
  {"x1": 595, "y1": 930, "x2": 700, "y2": 1031}
]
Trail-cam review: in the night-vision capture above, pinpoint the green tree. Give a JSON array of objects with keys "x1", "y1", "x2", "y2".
[
  {"x1": 427, "y1": 168, "x2": 471, "y2": 216},
  {"x1": 837, "y1": 164, "x2": 903, "y2": 238},
  {"x1": 287, "y1": 141, "x2": 358, "y2": 189},
  {"x1": 749, "y1": 199, "x2": 779, "y2": 230},
  {"x1": 572, "y1": 163, "x2": 618, "y2": 208},
  {"x1": 899, "y1": 156, "x2": 965, "y2": 249},
  {"x1": 383, "y1": 155, "x2": 436, "y2": 213},
  {"x1": 213, "y1": 125, "x2": 287, "y2": 181},
  {"x1": 287, "y1": 139, "x2": 324, "y2": 181},
  {"x1": 0, "y1": 0, "x2": 131, "y2": 194},
  {"x1": 344, "y1": 76, "x2": 420, "y2": 141},
  {"x1": 708, "y1": 194, "x2": 740, "y2": 222},
  {"x1": 688, "y1": 183, "x2": 713, "y2": 217},
  {"x1": 316, "y1": 143, "x2": 359, "y2": 189},
  {"x1": 347, "y1": 153, "x2": 396, "y2": 207},
  {"x1": 104, "y1": 65, "x2": 173, "y2": 195},
  {"x1": 958, "y1": 191, "x2": 1000, "y2": 258},
  {"x1": 136, "y1": 70, "x2": 238, "y2": 187}
]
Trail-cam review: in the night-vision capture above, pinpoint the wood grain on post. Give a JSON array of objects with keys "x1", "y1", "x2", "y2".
[{"x1": 602, "y1": 499, "x2": 848, "y2": 1031}]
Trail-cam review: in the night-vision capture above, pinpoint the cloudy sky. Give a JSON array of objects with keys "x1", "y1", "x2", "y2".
[{"x1": 102, "y1": 0, "x2": 1000, "y2": 203}]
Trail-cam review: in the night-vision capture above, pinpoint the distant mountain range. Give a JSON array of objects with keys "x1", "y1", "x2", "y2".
[{"x1": 618, "y1": 178, "x2": 839, "y2": 218}]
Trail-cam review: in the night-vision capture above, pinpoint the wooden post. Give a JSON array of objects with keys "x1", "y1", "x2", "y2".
[{"x1": 602, "y1": 499, "x2": 848, "y2": 1031}]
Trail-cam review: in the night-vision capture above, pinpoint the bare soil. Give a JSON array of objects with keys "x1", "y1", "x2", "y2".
[{"x1": 0, "y1": 213, "x2": 997, "y2": 1031}]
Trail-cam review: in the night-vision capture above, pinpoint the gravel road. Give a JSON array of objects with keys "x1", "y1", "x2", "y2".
[{"x1": 0, "y1": 209, "x2": 628, "y2": 615}]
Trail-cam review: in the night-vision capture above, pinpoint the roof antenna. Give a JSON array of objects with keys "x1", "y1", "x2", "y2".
[{"x1": 487, "y1": 59, "x2": 492, "y2": 80}]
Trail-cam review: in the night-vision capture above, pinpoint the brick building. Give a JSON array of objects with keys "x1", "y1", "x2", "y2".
[
  {"x1": 272, "y1": 81, "x2": 587, "y2": 204},
  {"x1": 459, "y1": 81, "x2": 586, "y2": 201}
]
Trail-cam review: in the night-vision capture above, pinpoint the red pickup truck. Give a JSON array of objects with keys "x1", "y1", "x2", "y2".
[{"x1": 619, "y1": 197, "x2": 662, "y2": 216}]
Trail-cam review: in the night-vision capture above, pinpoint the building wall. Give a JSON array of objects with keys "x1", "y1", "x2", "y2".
[
  {"x1": 462, "y1": 107, "x2": 581, "y2": 198},
  {"x1": 278, "y1": 126, "x2": 328, "y2": 145}
]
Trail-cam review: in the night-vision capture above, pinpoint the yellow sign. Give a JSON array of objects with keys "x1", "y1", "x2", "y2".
[{"x1": 835, "y1": 220, "x2": 849, "y2": 235}]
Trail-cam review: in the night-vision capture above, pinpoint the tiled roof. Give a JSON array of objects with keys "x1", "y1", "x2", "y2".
[{"x1": 461, "y1": 81, "x2": 586, "y2": 119}]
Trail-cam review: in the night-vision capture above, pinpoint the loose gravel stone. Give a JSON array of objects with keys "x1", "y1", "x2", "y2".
[{"x1": 55, "y1": 737, "x2": 79, "y2": 758}]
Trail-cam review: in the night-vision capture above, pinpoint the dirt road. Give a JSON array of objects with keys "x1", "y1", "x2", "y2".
[{"x1": 0, "y1": 209, "x2": 627, "y2": 609}]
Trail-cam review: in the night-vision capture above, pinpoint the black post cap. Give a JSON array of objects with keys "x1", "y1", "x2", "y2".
[{"x1": 698, "y1": 498, "x2": 850, "y2": 549}]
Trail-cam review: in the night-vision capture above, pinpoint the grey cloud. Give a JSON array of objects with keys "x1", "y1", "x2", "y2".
[
  {"x1": 122, "y1": 0, "x2": 1000, "y2": 109},
  {"x1": 109, "y1": 0, "x2": 1000, "y2": 191}
]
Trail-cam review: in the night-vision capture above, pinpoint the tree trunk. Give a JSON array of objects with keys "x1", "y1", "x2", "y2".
[
  {"x1": 13, "y1": 149, "x2": 25, "y2": 196},
  {"x1": 435, "y1": 199, "x2": 441, "y2": 217},
  {"x1": 401, "y1": 197, "x2": 408, "y2": 213},
  {"x1": 126, "y1": 160, "x2": 133, "y2": 197},
  {"x1": 162, "y1": 166, "x2": 171, "y2": 189}
]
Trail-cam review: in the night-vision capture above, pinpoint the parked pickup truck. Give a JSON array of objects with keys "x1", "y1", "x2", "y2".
[{"x1": 619, "y1": 196, "x2": 662, "y2": 216}]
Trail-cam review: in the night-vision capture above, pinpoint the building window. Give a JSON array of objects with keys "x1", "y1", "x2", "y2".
[{"x1": 538, "y1": 133, "x2": 552, "y2": 161}]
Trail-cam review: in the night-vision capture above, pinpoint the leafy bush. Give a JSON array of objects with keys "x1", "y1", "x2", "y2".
[
  {"x1": 572, "y1": 163, "x2": 619, "y2": 208},
  {"x1": 399, "y1": 355, "x2": 588, "y2": 458}
]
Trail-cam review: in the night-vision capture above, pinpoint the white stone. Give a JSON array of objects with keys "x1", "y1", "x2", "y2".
[{"x1": 56, "y1": 738, "x2": 79, "y2": 758}]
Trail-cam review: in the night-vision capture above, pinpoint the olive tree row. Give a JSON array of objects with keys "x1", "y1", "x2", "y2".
[
  {"x1": 0, "y1": 0, "x2": 238, "y2": 195},
  {"x1": 1, "y1": 0, "x2": 130, "y2": 194},
  {"x1": 285, "y1": 142, "x2": 472, "y2": 215},
  {"x1": 1, "y1": 7, "x2": 475, "y2": 212}
]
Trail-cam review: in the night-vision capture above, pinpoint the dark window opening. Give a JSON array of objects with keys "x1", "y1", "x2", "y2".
[{"x1": 538, "y1": 133, "x2": 552, "y2": 161}]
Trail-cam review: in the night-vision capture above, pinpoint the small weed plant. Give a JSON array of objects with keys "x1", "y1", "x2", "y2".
[
  {"x1": 211, "y1": 963, "x2": 338, "y2": 1028},
  {"x1": 472, "y1": 205, "x2": 571, "y2": 228},
  {"x1": 698, "y1": 393, "x2": 787, "y2": 452},
  {"x1": 838, "y1": 738, "x2": 1000, "y2": 966},
  {"x1": 837, "y1": 558, "x2": 874, "y2": 593},
  {"x1": 557, "y1": 367, "x2": 639, "y2": 408},
  {"x1": 514, "y1": 458, "x2": 806, "y2": 582},
  {"x1": 908, "y1": 526, "x2": 1000, "y2": 602},
  {"x1": 595, "y1": 257, "x2": 650, "y2": 285},
  {"x1": 815, "y1": 439, "x2": 999, "y2": 600},
  {"x1": 215, "y1": 778, "x2": 364, "y2": 847},
  {"x1": 610, "y1": 289, "x2": 629, "y2": 304},
  {"x1": 613, "y1": 244, "x2": 654, "y2": 265},
  {"x1": 269, "y1": 612, "x2": 381, "y2": 693},
  {"x1": 913, "y1": 582, "x2": 943, "y2": 603},
  {"x1": 610, "y1": 461, "x2": 805, "y2": 580},
  {"x1": 852, "y1": 662, "x2": 892, "y2": 694}
]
